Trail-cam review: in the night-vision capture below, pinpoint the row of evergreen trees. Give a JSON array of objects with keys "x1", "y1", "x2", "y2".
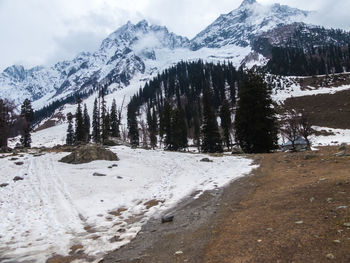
[
  {"x1": 127, "y1": 60, "x2": 278, "y2": 153},
  {"x1": 266, "y1": 43, "x2": 350, "y2": 76},
  {"x1": 0, "y1": 98, "x2": 34, "y2": 148},
  {"x1": 66, "y1": 90, "x2": 121, "y2": 145}
]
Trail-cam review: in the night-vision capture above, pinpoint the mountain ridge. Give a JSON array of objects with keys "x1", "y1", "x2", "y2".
[{"x1": 1, "y1": 0, "x2": 348, "y2": 112}]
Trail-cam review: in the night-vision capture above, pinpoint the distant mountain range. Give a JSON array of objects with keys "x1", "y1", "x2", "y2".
[{"x1": 1, "y1": 0, "x2": 349, "y2": 110}]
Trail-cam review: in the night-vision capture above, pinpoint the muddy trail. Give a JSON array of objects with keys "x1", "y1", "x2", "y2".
[{"x1": 102, "y1": 147, "x2": 350, "y2": 263}]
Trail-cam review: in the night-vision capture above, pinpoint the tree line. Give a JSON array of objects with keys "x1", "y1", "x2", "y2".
[
  {"x1": 65, "y1": 88, "x2": 123, "y2": 146},
  {"x1": 0, "y1": 98, "x2": 34, "y2": 149},
  {"x1": 127, "y1": 60, "x2": 279, "y2": 154},
  {"x1": 266, "y1": 43, "x2": 350, "y2": 76}
]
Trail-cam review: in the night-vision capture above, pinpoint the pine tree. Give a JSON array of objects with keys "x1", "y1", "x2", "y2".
[
  {"x1": 162, "y1": 101, "x2": 173, "y2": 150},
  {"x1": 127, "y1": 104, "x2": 139, "y2": 147},
  {"x1": 92, "y1": 98, "x2": 101, "y2": 143},
  {"x1": 0, "y1": 99, "x2": 15, "y2": 148},
  {"x1": 147, "y1": 107, "x2": 158, "y2": 149},
  {"x1": 234, "y1": 71, "x2": 278, "y2": 153},
  {"x1": 74, "y1": 98, "x2": 84, "y2": 143},
  {"x1": 83, "y1": 104, "x2": 90, "y2": 142},
  {"x1": 110, "y1": 99, "x2": 120, "y2": 138},
  {"x1": 20, "y1": 99, "x2": 34, "y2": 148},
  {"x1": 201, "y1": 90, "x2": 223, "y2": 153},
  {"x1": 171, "y1": 107, "x2": 188, "y2": 151},
  {"x1": 102, "y1": 111, "x2": 110, "y2": 142},
  {"x1": 66, "y1": 112, "x2": 74, "y2": 145},
  {"x1": 220, "y1": 99, "x2": 232, "y2": 150},
  {"x1": 100, "y1": 90, "x2": 107, "y2": 143}
]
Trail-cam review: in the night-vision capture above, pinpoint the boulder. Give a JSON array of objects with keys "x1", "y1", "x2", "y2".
[
  {"x1": 161, "y1": 215, "x2": 174, "y2": 223},
  {"x1": 0, "y1": 183, "x2": 9, "y2": 188},
  {"x1": 339, "y1": 143, "x2": 347, "y2": 151},
  {"x1": 200, "y1": 158, "x2": 213, "y2": 163},
  {"x1": 0, "y1": 146, "x2": 12, "y2": 153},
  {"x1": 93, "y1": 172, "x2": 107, "y2": 177},
  {"x1": 231, "y1": 146, "x2": 244, "y2": 154},
  {"x1": 59, "y1": 144, "x2": 119, "y2": 164},
  {"x1": 13, "y1": 176, "x2": 24, "y2": 182},
  {"x1": 14, "y1": 162, "x2": 24, "y2": 166}
]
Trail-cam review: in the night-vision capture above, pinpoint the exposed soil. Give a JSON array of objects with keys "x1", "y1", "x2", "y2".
[
  {"x1": 102, "y1": 147, "x2": 350, "y2": 263},
  {"x1": 280, "y1": 89, "x2": 350, "y2": 129}
]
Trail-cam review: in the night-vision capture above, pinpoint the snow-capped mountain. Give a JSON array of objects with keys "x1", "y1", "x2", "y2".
[
  {"x1": 0, "y1": 0, "x2": 322, "y2": 111},
  {"x1": 0, "y1": 20, "x2": 191, "y2": 109},
  {"x1": 191, "y1": 0, "x2": 309, "y2": 49}
]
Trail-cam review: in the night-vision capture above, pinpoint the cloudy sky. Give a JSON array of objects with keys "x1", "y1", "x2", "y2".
[{"x1": 0, "y1": 0, "x2": 349, "y2": 71}]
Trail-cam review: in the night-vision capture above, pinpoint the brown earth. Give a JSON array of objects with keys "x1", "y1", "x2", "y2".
[
  {"x1": 103, "y1": 147, "x2": 350, "y2": 263},
  {"x1": 279, "y1": 89, "x2": 350, "y2": 129}
]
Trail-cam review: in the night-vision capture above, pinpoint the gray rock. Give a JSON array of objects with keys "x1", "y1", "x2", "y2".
[
  {"x1": 200, "y1": 158, "x2": 213, "y2": 163},
  {"x1": 304, "y1": 153, "x2": 316, "y2": 160},
  {"x1": 59, "y1": 144, "x2": 119, "y2": 164},
  {"x1": 14, "y1": 162, "x2": 24, "y2": 166},
  {"x1": 333, "y1": 151, "x2": 347, "y2": 157},
  {"x1": 0, "y1": 183, "x2": 9, "y2": 188},
  {"x1": 161, "y1": 215, "x2": 174, "y2": 223},
  {"x1": 13, "y1": 176, "x2": 24, "y2": 182},
  {"x1": 338, "y1": 143, "x2": 347, "y2": 151},
  {"x1": 326, "y1": 253, "x2": 335, "y2": 260},
  {"x1": 231, "y1": 147, "x2": 243, "y2": 154},
  {"x1": 93, "y1": 172, "x2": 107, "y2": 177},
  {"x1": 343, "y1": 222, "x2": 350, "y2": 227}
]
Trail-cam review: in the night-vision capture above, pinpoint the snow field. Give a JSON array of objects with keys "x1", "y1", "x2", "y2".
[{"x1": 0, "y1": 146, "x2": 256, "y2": 262}]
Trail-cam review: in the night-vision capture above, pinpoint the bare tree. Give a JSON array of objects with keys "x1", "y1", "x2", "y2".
[
  {"x1": 298, "y1": 110, "x2": 313, "y2": 150},
  {"x1": 281, "y1": 110, "x2": 300, "y2": 152}
]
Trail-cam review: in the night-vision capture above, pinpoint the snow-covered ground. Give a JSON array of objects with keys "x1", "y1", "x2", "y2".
[
  {"x1": 272, "y1": 82, "x2": 350, "y2": 103},
  {"x1": 0, "y1": 146, "x2": 256, "y2": 262},
  {"x1": 312, "y1": 126, "x2": 350, "y2": 146}
]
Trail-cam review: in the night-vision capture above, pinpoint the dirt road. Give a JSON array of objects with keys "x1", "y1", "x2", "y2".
[{"x1": 102, "y1": 147, "x2": 350, "y2": 263}]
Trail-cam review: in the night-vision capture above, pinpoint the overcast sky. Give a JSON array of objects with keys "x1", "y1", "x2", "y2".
[{"x1": 0, "y1": 0, "x2": 349, "y2": 71}]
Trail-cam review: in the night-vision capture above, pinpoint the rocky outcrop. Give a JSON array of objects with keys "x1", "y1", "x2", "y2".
[{"x1": 59, "y1": 144, "x2": 119, "y2": 164}]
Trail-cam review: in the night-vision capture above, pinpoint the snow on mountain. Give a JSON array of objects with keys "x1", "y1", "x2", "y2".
[
  {"x1": 0, "y1": 0, "x2": 312, "y2": 111},
  {"x1": 0, "y1": 20, "x2": 191, "y2": 110},
  {"x1": 191, "y1": 0, "x2": 309, "y2": 49}
]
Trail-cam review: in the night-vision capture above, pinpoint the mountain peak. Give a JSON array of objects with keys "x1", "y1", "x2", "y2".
[{"x1": 239, "y1": 0, "x2": 257, "y2": 8}]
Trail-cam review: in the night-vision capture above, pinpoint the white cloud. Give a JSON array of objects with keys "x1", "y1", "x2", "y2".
[{"x1": 0, "y1": 0, "x2": 349, "y2": 71}]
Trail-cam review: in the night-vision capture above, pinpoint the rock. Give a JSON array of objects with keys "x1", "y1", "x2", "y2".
[
  {"x1": 310, "y1": 197, "x2": 315, "y2": 203},
  {"x1": 343, "y1": 222, "x2": 350, "y2": 227},
  {"x1": 333, "y1": 151, "x2": 347, "y2": 157},
  {"x1": 117, "y1": 176, "x2": 123, "y2": 179},
  {"x1": 0, "y1": 146, "x2": 12, "y2": 153},
  {"x1": 93, "y1": 172, "x2": 107, "y2": 177},
  {"x1": 59, "y1": 144, "x2": 119, "y2": 164},
  {"x1": 200, "y1": 158, "x2": 213, "y2": 163},
  {"x1": 14, "y1": 162, "x2": 24, "y2": 166},
  {"x1": 161, "y1": 215, "x2": 174, "y2": 223},
  {"x1": 10, "y1": 157, "x2": 19, "y2": 161},
  {"x1": 304, "y1": 153, "x2": 316, "y2": 160},
  {"x1": 295, "y1": 221, "x2": 304, "y2": 224},
  {"x1": 108, "y1": 164, "x2": 119, "y2": 169},
  {"x1": 13, "y1": 176, "x2": 24, "y2": 182},
  {"x1": 174, "y1": 251, "x2": 183, "y2": 256},
  {"x1": 326, "y1": 253, "x2": 335, "y2": 260},
  {"x1": 338, "y1": 143, "x2": 347, "y2": 151},
  {"x1": 0, "y1": 183, "x2": 9, "y2": 188},
  {"x1": 327, "y1": 198, "x2": 333, "y2": 203},
  {"x1": 332, "y1": 240, "x2": 341, "y2": 244},
  {"x1": 231, "y1": 147, "x2": 243, "y2": 154},
  {"x1": 336, "y1": 206, "x2": 348, "y2": 210}
]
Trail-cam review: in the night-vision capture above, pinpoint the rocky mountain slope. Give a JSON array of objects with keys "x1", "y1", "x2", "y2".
[{"x1": 1, "y1": 0, "x2": 349, "y2": 112}]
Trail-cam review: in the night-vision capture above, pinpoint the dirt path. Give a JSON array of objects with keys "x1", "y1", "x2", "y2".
[{"x1": 102, "y1": 147, "x2": 350, "y2": 263}]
